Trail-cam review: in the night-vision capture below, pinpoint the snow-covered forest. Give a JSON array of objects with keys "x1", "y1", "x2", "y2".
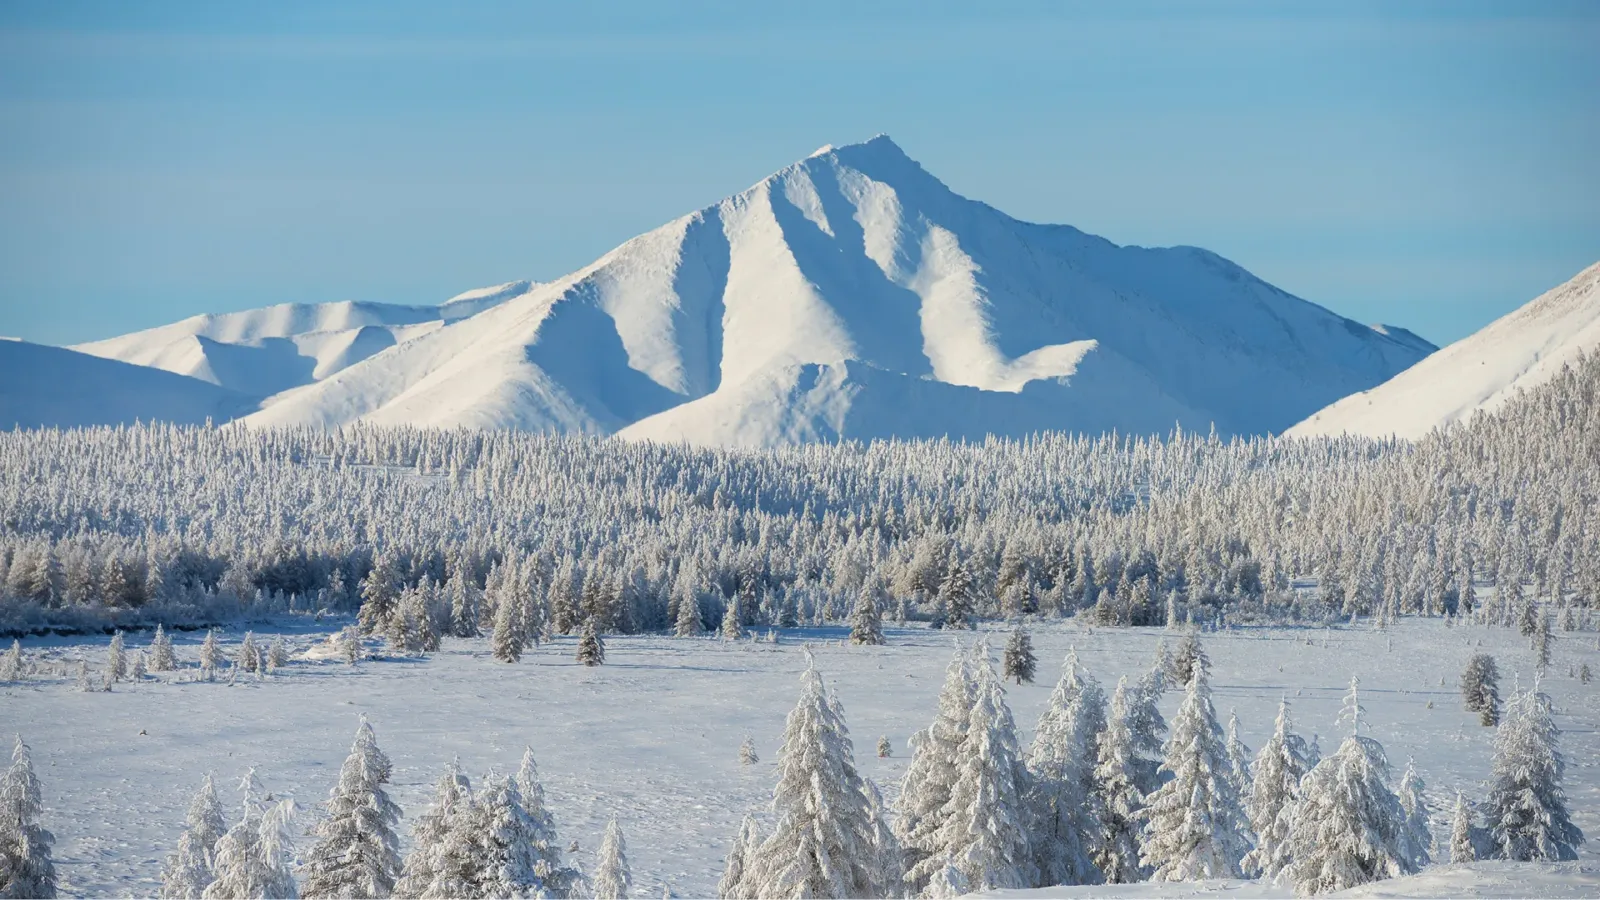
[{"x1": 1, "y1": 354, "x2": 1596, "y2": 898}]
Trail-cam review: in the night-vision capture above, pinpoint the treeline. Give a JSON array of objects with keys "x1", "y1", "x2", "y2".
[{"x1": 1, "y1": 354, "x2": 1596, "y2": 638}]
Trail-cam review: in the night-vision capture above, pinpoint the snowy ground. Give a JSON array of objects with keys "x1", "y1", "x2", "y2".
[{"x1": 4, "y1": 617, "x2": 1598, "y2": 898}]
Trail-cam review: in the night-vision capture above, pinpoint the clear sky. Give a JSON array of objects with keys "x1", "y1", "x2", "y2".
[{"x1": 0, "y1": 1, "x2": 1595, "y2": 347}]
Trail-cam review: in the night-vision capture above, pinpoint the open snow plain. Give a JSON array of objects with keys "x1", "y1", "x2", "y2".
[{"x1": 5, "y1": 616, "x2": 1597, "y2": 898}]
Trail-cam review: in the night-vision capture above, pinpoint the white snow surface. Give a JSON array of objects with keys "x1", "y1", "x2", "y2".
[
  {"x1": 0, "y1": 339, "x2": 251, "y2": 429},
  {"x1": 70, "y1": 285, "x2": 536, "y2": 400},
  {"x1": 229, "y1": 136, "x2": 1431, "y2": 443},
  {"x1": 1288, "y1": 261, "x2": 1600, "y2": 440},
  {"x1": 6, "y1": 617, "x2": 1596, "y2": 898}
]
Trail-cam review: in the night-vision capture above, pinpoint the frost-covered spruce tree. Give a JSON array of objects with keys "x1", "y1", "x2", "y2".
[
  {"x1": 848, "y1": 585, "x2": 884, "y2": 646},
  {"x1": 237, "y1": 631, "x2": 259, "y2": 673},
  {"x1": 894, "y1": 644, "x2": 974, "y2": 896},
  {"x1": 199, "y1": 630, "x2": 223, "y2": 680},
  {"x1": 1241, "y1": 698, "x2": 1313, "y2": 880},
  {"x1": 930, "y1": 642, "x2": 1036, "y2": 893},
  {"x1": 301, "y1": 718, "x2": 403, "y2": 899},
  {"x1": 673, "y1": 587, "x2": 703, "y2": 638},
  {"x1": 490, "y1": 593, "x2": 524, "y2": 663},
  {"x1": 1282, "y1": 679, "x2": 1415, "y2": 896},
  {"x1": 446, "y1": 568, "x2": 480, "y2": 639},
  {"x1": 393, "y1": 759, "x2": 473, "y2": 899},
  {"x1": 266, "y1": 636, "x2": 287, "y2": 672},
  {"x1": 719, "y1": 600, "x2": 744, "y2": 642},
  {"x1": 862, "y1": 778, "x2": 903, "y2": 897},
  {"x1": 203, "y1": 793, "x2": 297, "y2": 900},
  {"x1": 1169, "y1": 632, "x2": 1208, "y2": 687},
  {"x1": 0, "y1": 736, "x2": 56, "y2": 899},
  {"x1": 591, "y1": 818, "x2": 632, "y2": 900},
  {"x1": 454, "y1": 773, "x2": 550, "y2": 898},
  {"x1": 1483, "y1": 686, "x2": 1584, "y2": 861},
  {"x1": 1025, "y1": 648, "x2": 1104, "y2": 887},
  {"x1": 107, "y1": 630, "x2": 127, "y2": 682},
  {"x1": 150, "y1": 626, "x2": 176, "y2": 672},
  {"x1": 1002, "y1": 627, "x2": 1036, "y2": 685},
  {"x1": 1449, "y1": 792, "x2": 1475, "y2": 863},
  {"x1": 717, "y1": 816, "x2": 760, "y2": 900},
  {"x1": 1139, "y1": 665, "x2": 1250, "y2": 882},
  {"x1": 161, "y1": 774, "x2": 228, "y2": 900},
  {"x1": 730, "y1": 650, "x2": 886, "y2": 898},
  {"x1": 1092, "y1": 677, "x2": 1148, "y2": 884},
  {"x1": 1225, "y1": 710, "x2": 1251, "y2": 798},
  {"x1": 1396, "y1": 758, "x2": 1431, "y2": 868},
  {"x1": 514, "y1": 747, "x2": 580, "y2": 898},
  {"x1": 1128, "y1": 668, "x2": 1168, "y2": 795},
  {"x1": 1533, "y1": 611, "x2": 1553, "y2": 671},
  {"x1": 1461, "y1": 654, "x2": 1501, "y2": 726},
  {"x1": 738, "y1": 736, "x2": 759, "y2": 767},
  {"x1": 937, "y1": 561, "x2": 976, "y2": 630},
  {"x1": 576, "y1": 619, "x2": 606, "y2": 666},
  {"x1": 0, "y1": 641, "x2": 21, "y2": 681}
]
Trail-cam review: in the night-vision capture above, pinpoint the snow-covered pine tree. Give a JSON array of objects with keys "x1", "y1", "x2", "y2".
[
  {"x1": 1002, "y1": 626, "x2": 1036, "y2": 685},
  {"x1": 74, "y1": 659, "x2": 91, "y2": 692},
  {"x1": 591, "y1": 818, "x2": 632, "y2": 900},
  {"x1": 576, "y1": 619, "x2": 606, "y2": 666},
  {"x1": 149, "y1": 626, "x2": 176, "y2": 672},
  {"x1": 1128, "y1": 668, "x2": 1168, "y2": 795},
  {"x1": 716, "y1": 816, "x2": 760, "y2": 900},
  {"x1": 300, "y1": 718, "x2": 403, "y2": 899},
  {"x1": 848, "y1": 584, "x2": 885, "y2": 646},
  {"x1": 1461, "y1": 654, "x2": 1501, "y2": 726},
  {"x1": 490, "y1": 592, "x2": 524, "y2": 663},
  {"x1": 1025, "y1": 648, "x2": 1104, "y2": 887},
  {"x1": 1092, "y1": 676, "x2": 1148, "y2": 884},
  {"x1": 1169, "y1": 632, "x2": 1209, "y2": 687},
  {"x1": 1396, "y1": 757, "x2": 1432, "y2": 868},
  {"x1": 358, "y1": 555, "x2": 401, "y2": 635},
  {"x1": 131, "y1": 650, "x2": 148, "y2": 680},
  {"x1": 719, "y1": 599, "x2": 744, "y2": 642},
  {"x1": 1139, "y1": 665, "x2": 1250, "y2": 882},
  {"x1": 237, "y1": 631, "x2": 259, "y2": 673},
  {"x1": 673, "y1": 585, "x2": 703, "y2": 638},
  {"x1": 160, "y1": 774, "x2": 227, "y2": 900},
  {"x1": 738, "y1": 736, "x2": 758, "y2": 767},
  {"x1": 1533, "y1": 611, "x2": 1553, "y2": 671},
  {"x1": 393, "y1": 759, "x2": 473, "y2": 899},
  {"x1": 1225, "y1": 710, "x2": 1252, "y2": 797},
  {"x1": 1281, "y1": 678, "x2": 1415, "y2": 896},
  {"x1": 730, "y1": 650, "x2": 887, "y2": 898},
  {"x1": 514, "y1": 748, "x2": 580, "y2": 898},
  {"x1": 107, "y1": 630, "x2": 126, "y2": 682},
  {"x1": 1449, "y1": 792, "x2": 1475, "y2": 863},
  {"x1": 0, "y1": 736, "x2": 56, "y2": 899},
  {"x1": 0, "y1": 641, "x2": 20, "y2": 681},
  {"x1": 447, "y1": 567, "x2": 480, "y2": 639},
  {"x1": 266, "y1": 636, "x2": 287, "y2": 672},
  {"x1": 937, "y1": 561, "x2": 977, "y2": 630},
  {"x1": 452, "y1": 773, "x2": 549, "y2": 898},
  {"x1": 1483, "y1": 685, "x2": 1584, "y2": 861},
  {"x1": 930, "y1": 642, "x2": 1036, "y2": 892},
  {"x1": 862, "y1": 778, "x2": 903, "y2": 896},
  {"x1": 202, "y1": 792, "x2": 297, "y2": 900},
  {"x1": 1241, "y1": 698, "x2": 1313, "y2": 880},
  {"x1": 894, "y1": 644, "x2": 974, "y2": 896},
  {"x1": 199, "y1": 630, "x2": 223, "y2": 680},
  {"x1": 877, "y1": 736, "x2": 891, "y2": 758}
]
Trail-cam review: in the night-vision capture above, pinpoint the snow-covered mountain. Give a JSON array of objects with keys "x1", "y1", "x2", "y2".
[
  {"x1": 71, "y1": 283, "x2": 536, "y2": 399},
  {"x1": 0, "y1": 339, "x2": 252, "y2": 429},
  {"x1": 1288, "y1": 261, "x2": 1600, "y2": 440},
  {"x1": 234, "y1": 136, "x2": 1430, "y2": 444}
]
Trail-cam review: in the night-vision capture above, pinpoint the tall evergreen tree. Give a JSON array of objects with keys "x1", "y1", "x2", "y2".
[
  {"x1": 894, "y1": 645, "x2": 974, "y2": 896},
  {"x1": 1396, "y1": 758, "x2": 1432, "y2": 869},
  {"x1": 847, "y1": 584, "x2": 885, "y2": 646},
  {"x1": 1092, "y1": 677, "x2": 1148, "y2": 884},
  {"x1": 1001, "y1": 627, "x2": 1036, "y2": 685},
  {"x1": 490, "y1": 592, "x2": 525, "y2": 664},
  {"x1": 728, "y1": 650, "x2": 887, "y2": 899},
  {"x1": 1241, "y1": 698, "x2": 1313, "y2": 880},
  {"x1": 160, "y1": 774, "x2": 227, "y2": 900},
  {"x1": 107, "y1": 630, "x2": 127, "y2": 682},
  {"x1": 393, "y1": 760, "x2": 473, "y2": 899},
  {"x1": 300, "y1": 718, "x2": 403, "y2": 899},
  {"x1": 1448, "y1": 792, "x2": 1475, "y2": 863},
  {"x1": 576, "y1": 619, "x2": 606, "y2": 666},
  {"x1": 937, "y1": 561, "x2": 976, "y2": 630},
  {"x1": 1461, "y1": 653, "x2": 1501, "y2": 726},
  {"x1": 1139, "y1": 666, "x2": 1250, "y2": 882},
  {"x1": 591, "y1": 818, "x2": 632, "y2": 900},
  {"x1": 1025, "y1": 648, "x2": 1104, "y2": 887},
  {"x1": 0, "y1": 736, "x2": 56, "y2": 899},
  {"x1": 514, "y1": 748, "x2": 580, "y2": 898},
  {"x1": 1483, "y1": 686, "x2": 1584, "y2": 861}
]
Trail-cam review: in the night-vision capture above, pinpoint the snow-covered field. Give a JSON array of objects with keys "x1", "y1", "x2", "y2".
[{"x1": 5, "y1": 616, "x2": 1597, "y2": 898}]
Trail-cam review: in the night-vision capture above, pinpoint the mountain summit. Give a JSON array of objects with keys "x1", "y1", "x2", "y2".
[{"x1": 51, "y1": 137, "x2": 1435, "y2": 443}]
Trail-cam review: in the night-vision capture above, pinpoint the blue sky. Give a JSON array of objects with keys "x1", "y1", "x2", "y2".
[{"x1": 0, "y1": 1, "x2": 1595, "y2": 346}]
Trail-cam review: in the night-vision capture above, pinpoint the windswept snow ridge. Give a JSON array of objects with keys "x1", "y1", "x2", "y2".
[
  {"x1": 1289, "y1": 262, "x2": 1600, "y2": 440},
  {"x1": 0, "y1": 339, "x2": 251, "y2": 429}
]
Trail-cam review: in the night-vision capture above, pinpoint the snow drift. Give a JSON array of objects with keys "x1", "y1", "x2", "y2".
[{"x1": 1288, "y1": 261, "x2": 1600, "y2": 440}]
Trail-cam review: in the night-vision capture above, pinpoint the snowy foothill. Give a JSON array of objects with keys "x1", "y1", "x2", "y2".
[{"x1": 2, "y1": 614, "x2": 1596, "y2": 898}]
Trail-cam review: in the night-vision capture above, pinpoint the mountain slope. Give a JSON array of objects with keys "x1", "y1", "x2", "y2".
[
  {"x1": 71, "y1": 283, "x2": 535, "y2": 398},
  {"x1": 243, "y1": 136, "x2": 1432, "y2": 444},
  {"x1": 0, "y1": 339, "x2": 251, "y2": 429},
  {"x1": 1288, "y1": 261, "x2": 1600, "y2": 440}
]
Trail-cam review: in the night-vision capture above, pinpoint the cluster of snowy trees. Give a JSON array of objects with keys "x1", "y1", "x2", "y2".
[
  {"x1": 154, "y1": 719, "x2": 625, "y2": 900},
  {"x1": 717, "y1": 637, "x2": 1585, "y2": 899},
  {"x1": 3, "y1": 355, "x2": 1598, "y2": 646}
]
